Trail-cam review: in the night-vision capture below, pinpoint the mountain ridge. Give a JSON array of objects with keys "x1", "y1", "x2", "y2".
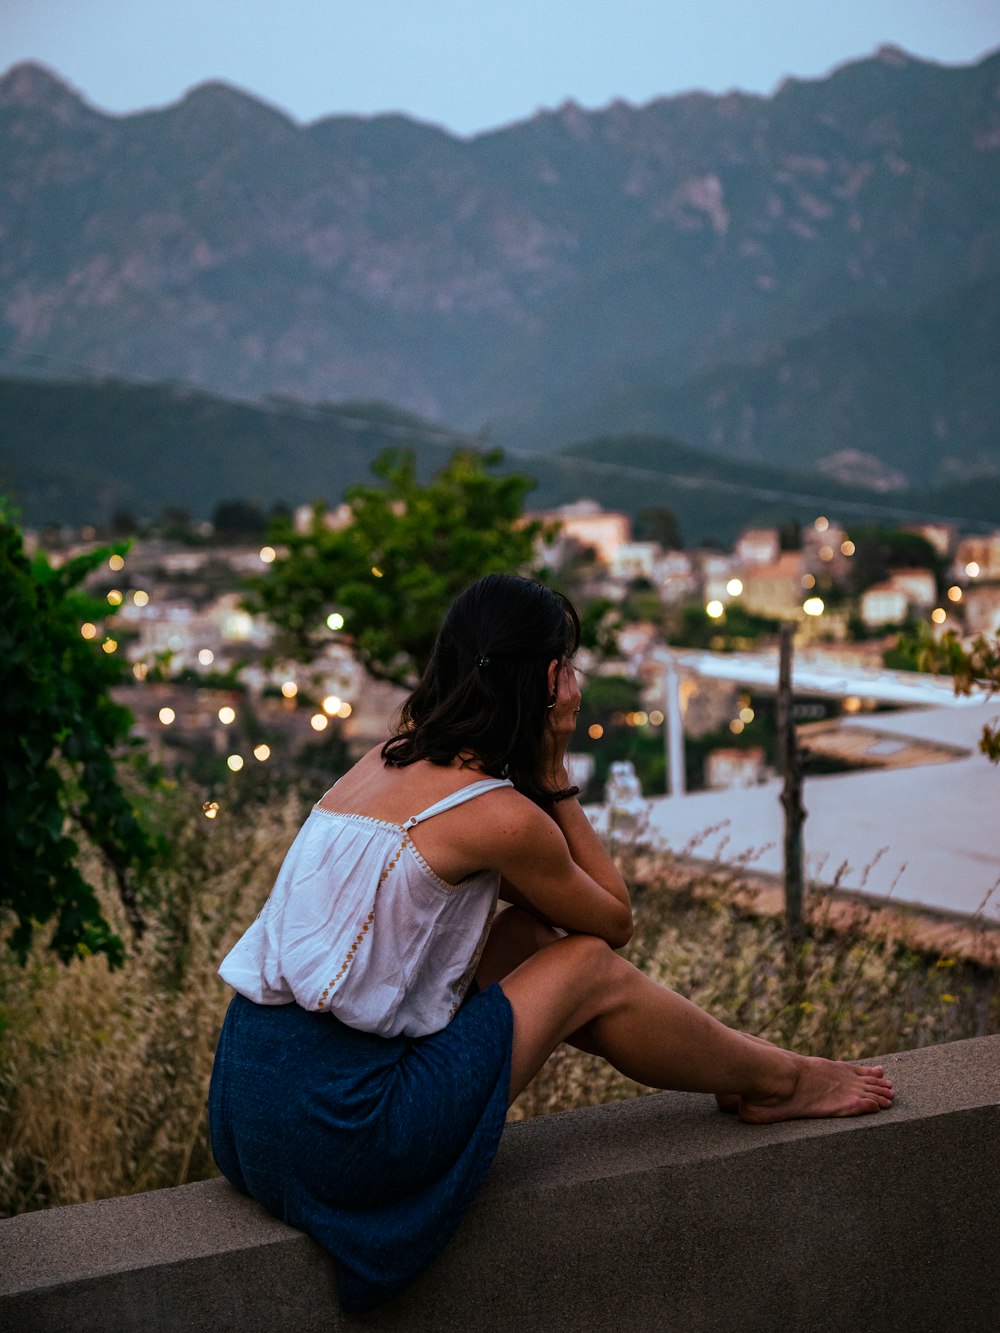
[{"x1": 3, "y1": 48, "x2": 999, "y2": 484}]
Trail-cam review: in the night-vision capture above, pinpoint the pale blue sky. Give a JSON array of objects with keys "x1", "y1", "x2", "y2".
[{"x1": 3, "y1": 1, "x2": 999, "y2": 135}]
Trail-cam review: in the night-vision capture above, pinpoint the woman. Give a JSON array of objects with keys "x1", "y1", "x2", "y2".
[{"x1": 209, "y1": 574, "x2": 894, "y2": 1313}]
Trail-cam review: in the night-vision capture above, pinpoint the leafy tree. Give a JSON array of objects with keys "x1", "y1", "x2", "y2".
[
  {"x1": 0, "y1": 511, "x2": 159, "y2": 965},
  {"x1": 916, "y1": 628, "x2": 1000, "y2": 762},
  {"x1": 211, "y1": 498, "x2": 267, "y2": 541},
  {"x1": 669, "y1": 601, "x2": 782, "y2": 651},
  {"x1": 246, "y1": 448, "x2": 545, "y2": 687},
  {"x1": 847, "y1": 528, "x2": 943, "y2": 594},
  {"x1": 634, "y1": 506, "x2": 683, "y2": 550}
]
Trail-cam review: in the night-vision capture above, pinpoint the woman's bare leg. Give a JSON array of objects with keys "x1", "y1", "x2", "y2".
[{"x1": 478, "y1": 908, "x2": 894, "y2": 1124}]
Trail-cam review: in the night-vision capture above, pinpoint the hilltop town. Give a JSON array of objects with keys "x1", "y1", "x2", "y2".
[{"x1": 36, "y1": 501, "x2": 1000, "y2": 811}]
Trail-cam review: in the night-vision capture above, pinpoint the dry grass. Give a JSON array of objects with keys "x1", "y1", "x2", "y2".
[
  {"x1": 2, "y1": 798, "x2": 997, "y2": 1213},
  {"x1": 0, "y1": 788, "x2": 306, "y2": 1217}
]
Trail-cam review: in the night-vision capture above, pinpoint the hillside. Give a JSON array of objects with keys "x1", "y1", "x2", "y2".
[
  {"x1": 2, "y1": 47, "x2": 999, "y2": 484},
  {"x1": 2, "y1": 376, "x2": 997, "y2": 546},
  {"x1": 543, "y1": 274, "x2": 1000, "y2": 485}
]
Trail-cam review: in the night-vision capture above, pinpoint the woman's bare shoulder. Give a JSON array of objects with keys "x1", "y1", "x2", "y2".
[{"x1": 461, "y1": 784, "x2": 557, "y2": 846}]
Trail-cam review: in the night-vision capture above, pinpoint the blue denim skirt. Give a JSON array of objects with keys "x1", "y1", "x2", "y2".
[{"x1": 208, "y1": 984, "x2": 513, "y2": 1313}]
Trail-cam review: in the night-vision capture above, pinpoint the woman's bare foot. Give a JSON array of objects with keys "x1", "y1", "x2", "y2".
[{"x1": 738, "y1": 1055, "x2": 894, "y2": 1124}]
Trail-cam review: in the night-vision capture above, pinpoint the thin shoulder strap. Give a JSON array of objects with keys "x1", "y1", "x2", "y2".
[{"x1": 403, "y1": 778, "x2": 513, "y2": 830}]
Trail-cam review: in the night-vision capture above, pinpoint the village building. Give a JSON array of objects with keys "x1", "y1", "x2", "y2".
[
  {"x1": 705, "y1": 746, "x2": 767, "y2": 790},
  {"x1": 962, "y1": 583, "x2": 1000, "y2": 636},
  {"x1": 887, "y1": 568, "x2": 937, "y2": 609},
  {"x1": 740, "y1": 551, "x2": 807, "y2": 619},
  {"x1": 734, "y1": 528, "x2": 780, "y2": 568},
  {"x1": 536, "y1": 500, "x2": 632, "y2": 568},
  {"x1": 609, "y1": 541, "x2": 660, "y2": 583},
  {"x1": 860, "y1": 582, "x2": 909, "y2": 628}
]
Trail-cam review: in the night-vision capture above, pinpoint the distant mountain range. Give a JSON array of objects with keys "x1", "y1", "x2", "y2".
[
  {"x1": 3, "y1": 376, "x2": 998, "y2": 545},
  {"x1": 2, "y1": 47, "x2": 999, "y2": 492}
]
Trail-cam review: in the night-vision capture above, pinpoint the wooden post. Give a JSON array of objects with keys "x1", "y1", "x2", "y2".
[{"x1": 777, "y1": 624, "x2": 806, "y2": 943}]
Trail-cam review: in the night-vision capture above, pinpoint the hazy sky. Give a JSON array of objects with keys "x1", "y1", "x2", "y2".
[{"x1": 3, "y1": 1, "x2": 1000, "y2": 135}]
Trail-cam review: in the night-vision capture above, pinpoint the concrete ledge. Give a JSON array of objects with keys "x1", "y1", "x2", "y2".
[{"x1": 3, "y1": 1036, "x2": 999, "y2": 1332}]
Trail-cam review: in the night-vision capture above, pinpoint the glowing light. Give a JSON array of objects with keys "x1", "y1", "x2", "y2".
[
  {"x1": 281, "y1": 681, "x2": 298, "y2": 699},
  {"x1": 803, "y1": 597, "x2": 825, "y2": 617},
  {"x1": 108, "y1": 553, "x2": 125, "y2": 571},
  {"x1": 819, "y1": 546, "x2": 834, "y2": 562},
  {"x1": 253, "y1": 744, "x2": 271, "y2": 762},
  {"x1": 815, "y1": 516, "x2": 830, "y2": 532},
  {"x1": 931, "y1": 607, "x2": 947, "y2": 625},
  {"x1": 259, "y1": 545, "x2": 276, "y2": 564},
  {"x1": 158, "y1": 707, "x2": 175, "y2": 725},
  {"x1": 648, "y1": 710, "x2": 665, "y2": 726},
  {"x1": 227, "y1": 754, "x2": 244, "y2": 772},
  {"x1": 706, "y1": 599, "x2": 724, "y2": 619},
  {"x1": 966, "y1": 562, "x2": 981, "y2": 578},
  {"x1": 203, "y1": 801, "x2": 220, "y2": 819},
  {"x1": 81, "y1": 622, "x2": 97, "y2": 640},
  {"x1": 326, "y1": 611, "x2": 345, "y2": 631},
  {"x1": 322, "y1": 694, "x2": 342, "y2": 715},
  {"x1": 634, "y1": 711, "x2": 648, "y2": 726},
  {"x1": 729, "y1": 719, "x2": 745, "y2": 735},
  {"x1": 102, "y1": 637, "x2": 118, "y2": 653},
  {"x1": 198, "y1": 648, "x2": 215, "y2": 666},
  {"x1": 947, "y1": 585, "x2": 963, "y2": 602},
  {"x1": 371, "y1": 566, "x2": 384, "y2": 578},
  {"x1": 336, "y1": 701, "x2": 353, "y2": 719},
  {"x1": 726, "y1": 578, "x2": 743, "y2": 596},
  {"x1": 843, "y1": 696, "x2": 862, "y2": 714},
  {"x1": 739, "y1": 707, "x2": 755, "y2": 724},
  {"x1": 132, "y1": 589, "x2": 149, "y2": 607},
  {"x1": 107, "y1": 589, "x2": 123, "y2": 606},
  {"x1": 310, "y1": 713, "x2": 329, "y2": 732},
  {"x1": 132, "y1": 662, "x2": 149, "y2": 681},
  {"x1": 588, "y1": 723, "x2": 604, "y2": 740},
  {"x1": 218, "y1": 706, "x2": 236, "y2": 724},
  {"x1": 801, "y1": 574, "x2": 816, "y2": 589},
  {"x1": 841, "y1": 540, "x2": 856, "y2": 556}
]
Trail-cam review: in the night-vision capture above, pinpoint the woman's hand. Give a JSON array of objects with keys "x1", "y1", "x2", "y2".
[{"x1": 542, "y1": 658, "x2": 581, "y2": 790}]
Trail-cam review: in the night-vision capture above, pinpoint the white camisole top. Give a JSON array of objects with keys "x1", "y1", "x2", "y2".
[{"x1": 218, "y1": 777, "x2": 514, "y2": 1038}]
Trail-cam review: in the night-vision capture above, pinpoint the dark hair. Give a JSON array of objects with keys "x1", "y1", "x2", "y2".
[{"x1": 381, "y1": 574, "x2": 580, "y2": 802}]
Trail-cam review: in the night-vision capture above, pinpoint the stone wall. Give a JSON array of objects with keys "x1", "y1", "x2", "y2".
[{"x1": 3, "y1": 1036, "x2": 999, "y2": 1332}]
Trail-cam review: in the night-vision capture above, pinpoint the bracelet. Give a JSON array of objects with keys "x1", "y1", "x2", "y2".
[{"x1": 548, "y1": 785, "x2": 581, "y2": 803}]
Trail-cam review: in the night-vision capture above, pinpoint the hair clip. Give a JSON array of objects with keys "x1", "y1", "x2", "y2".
[{"x1": 476, "y1": 655, "x2": 491, "y2": 668}]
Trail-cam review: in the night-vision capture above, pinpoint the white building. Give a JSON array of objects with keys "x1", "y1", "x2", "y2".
[
  {"x1": 536, "y1": 500, "x2": 631, "y2": 568},
  {"x1": 735, "y1": 528, "x2": 780, "y2": 568},
  {"x1": 860, "y1": 582, "x2": 909, "y2": 628},
  {"x1": 610, "y1": 541, "x2": 660, "y2": 582}
]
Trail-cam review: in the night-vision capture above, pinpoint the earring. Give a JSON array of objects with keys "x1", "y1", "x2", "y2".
[{"x1": 547, "y1": 695, "x2": 557, "y2": 709}]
